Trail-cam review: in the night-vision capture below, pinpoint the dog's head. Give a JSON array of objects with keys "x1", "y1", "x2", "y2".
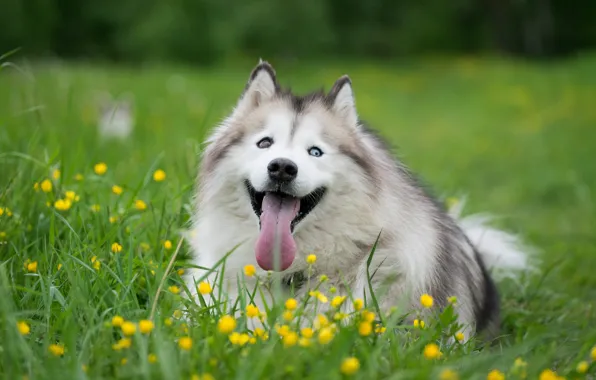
[{"x1": 200, "y1": 61, "x2": 375, "y2": 272}]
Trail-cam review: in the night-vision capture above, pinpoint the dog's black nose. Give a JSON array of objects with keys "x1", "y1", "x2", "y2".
[{"x1": 268, "y1": 158, "x2": 298, "y2": 182}]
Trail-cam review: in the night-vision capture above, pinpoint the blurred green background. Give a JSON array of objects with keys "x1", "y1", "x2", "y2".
[{"x1": 2, "y1": 0, "x2": 596, "y2": 65}]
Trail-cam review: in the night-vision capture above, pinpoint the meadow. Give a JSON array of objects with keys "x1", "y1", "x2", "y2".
[{"x1": 1, "y1": 52, "x2": 596, "y2": 379}]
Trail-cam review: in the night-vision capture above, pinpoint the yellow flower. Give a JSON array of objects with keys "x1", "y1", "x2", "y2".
[
  {"x1": 112, "y1": 185, "x2": 123, "y2": 195},
  {"x1": 299, "y1": 337, "x2": 311, "y2": 347},
  {"x1": 329, "y1": 286, "x2": 337, "y2": 294},
  {"x1": 121, "y1": 321, "x2": 137, "y2": 336},
  {"x1": 177, "y1": 268, "x2": 185, "y2": 275},
  {"x1": 112, "y1": 315, "x2": 124, "y2": 327},
  {"x1": 317, "y1": 327, "x2": 334, "y2": 345},
  {"x1": 420, "y1": 293, "x2": 434, "y2": 308},
  {"x1": 65, "y1": 190, "x2": 78, "y2": 201},
  {"x1": 245, "y1": 304, "x2": 260, "y2": 318},
  {"x1": 448, "y1": 296, "x2": 458, "y2": 305},
  {"x1": 0, "y1": 231, "x2": 6, "y2": 240},
  {"x1": 33, "y1": 182, "x2": 40, "y2": 191},
  {"x1": 26, "y1": 261, "x2": 38, "y2": 273},
  {"x1": 48, "y1": 343, "x2": 65, "y2": 356},
  {"x1": 254, "y1": 327, "x2": 268, "y2": 341},
  {"x1": 94, "y1": 162, "x2": 107, "y2": 175},
  {"x1": 139, "y1": 319, "x2": 155, "y2": 334},
  {"x1": 173, "y1": 310, "x2": 183, "y2": 319},
  {"x1": 112, "y1": 338, "x2": 132, "y2": 350},
  {"x1": 243, "y1": 264, "x2": 256, "y2": 277},
  {"x1": 331, "y1": 296, "x2": 346, "y2": 308},
  {"x1": 487, "y1": 369, "x2": 505, "y2": 380},
  {"x1": 74, "y1": 173, "x2": 84, "y2": 181},
  {"x1": 57, "y1": 263, "x2": 62, "y2": 271},
  {"x1": 178, "y1": 336, "x2": 193, "y2": 350},
  {"x1": 198, "y1": 281, "x2": 212, "y2": 295},
  {"x1": 285, "y1": 298, "x2": 298, "y2": 310},
  {"x1": 153, "y1": 169, "x2": 166, "y2": 182},
  {"x1": 109, "y1": 215, "x2": 118, "y2": 224},
  {"x1": 282, "y1": 311, "x2": 294, "y2": 321},
  {"x1": 455, "y1": 332, "x2": 465, "y2": 342},
  {"x1": 358, "y1": 321, "x2": 372, "y2": 336},
  {"x1": 353, "y1": 298, "x2": 364, "y2": 311},
  {"x1": 440, "y1": 369, "x2": 459, "y2": 380},
  {"x1": 90, "y1": 204, "x2": 101, "y2": 212},
  {"x1": 111, "y1": 242, "x2": 123, "y2": 253},
  {"x1": 283, "y1": 331, "x2": 298, "y2": 347},
  {"x1": 576, "y1": 361, "x2": 589, "y2": 374},
  {"x1": 217, "y1": 315, "x2": 236, "y2": 334},
  {"x1": 314, "y1": 314, "x2": 330, "y2": 329},
  {"x1": 334, "y1": 312, "x2": 348, "y2": 321},
  {"x1": 319, "y1": 274, "x2": 328, "y2": 282},
  {"x1": 93, "y1": 260, "x2": 101, "y2": 271},
  {"x1": 539, "y1": 369, "x2": 562, "y2": 380},
  {"x1": 309, "y1": 290, "x2": 328, "y2": 303},
  {"x1": 54, "y1": 199, "x2": 72, "y2": 211},
  {"x1": 134, "y1": 199, "x2": 147, "y2": 211},
  {"x1": 300, "y1": 327, "x2": 314, "y2": 339},
  {"x1": 423, "y1": 343, "x2": 442, "y2": 360},
  {"x1": 413, "y1": 319, "x2": 425, "y2": 328},
  {"x1": 306, "y1": 254, "x2": 317, "y2": 264},
  {"x1": 120, "y1": 358, "x2": 128, "y2": 365},
  {"x1": 340, "y1": 357, "x2": 360, "y2": 376},
  {"x1": 275, "y1": 324, "x2": 291, "y2": 337},
  {"x1": 0, "y1": 207, "x2": 3, "y2": 216},
  {"x1": 229, "y1": 332, "x2": 250, "y2": 346},
  {"x1": 168, "y1": 285, "x2": 180, "y2": 294},
  {"x1": 362, "y1": 310, "x2": 376, "y2": 323},
  {"x1": 41, "y1": 179, "x2": 52, "y2": 192},
  {"x1": 164, "y1": 240, "x2": 172, "y2": 250},
  {"x1": 17, "y1": 321, "x2": 30, "y2": 335},
  {"x1": 591, "y1": 346, "x2": 596, "y2": 361},
  {"x1": 52, "y1": 169, "x2": 61, "y2": 180},
  {"x1": 374, "y1": 324, "x2": 386, "y2": 334},
  {"x1": 148, "y1": 354, "x2": 157, "y2": 364},
  {"x1": 202, "y1": 374, "x2": 215, "y2": 380}
]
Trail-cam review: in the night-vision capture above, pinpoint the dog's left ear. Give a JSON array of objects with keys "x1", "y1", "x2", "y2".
[
  {"x1": 328, "y1": 75, "x2": 358, "y2": 127},
  {"x1": 235, "y1": 60, "x2": 279, "y2": 115}
]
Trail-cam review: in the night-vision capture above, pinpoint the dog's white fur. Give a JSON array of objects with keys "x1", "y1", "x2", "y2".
[{"x1": 183, "y1": 61, "x2": 535, "y2": 337}]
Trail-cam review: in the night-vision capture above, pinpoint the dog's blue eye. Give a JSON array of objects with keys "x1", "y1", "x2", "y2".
[
  {"x1": 257, "y1": 137, "x2": 273, "y2": 149},
  {"x1": 308, "y1": 147, "x2": 323, "y2": 157}
]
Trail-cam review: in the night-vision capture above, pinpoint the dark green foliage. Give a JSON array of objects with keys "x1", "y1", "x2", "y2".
[{"x1": 0, "y1": 0, "x2": 594, "y2": 65}]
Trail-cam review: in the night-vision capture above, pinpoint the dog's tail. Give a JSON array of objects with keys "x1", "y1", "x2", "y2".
[{"x1": 447, "y1": 196, "x2": 538, "y2": 279}]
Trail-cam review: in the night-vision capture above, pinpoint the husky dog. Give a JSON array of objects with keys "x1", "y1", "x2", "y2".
[
  {"x1": 97, "y1": 93, "x2": 135, "y2": 139},
  {"x1": 184, "y1": 61, "x2": 534, "y2": 337}
]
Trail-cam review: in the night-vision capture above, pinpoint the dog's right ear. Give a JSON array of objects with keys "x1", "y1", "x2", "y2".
[{"x1": 234, "y1": 60, "x2": 278, "y2": 114}]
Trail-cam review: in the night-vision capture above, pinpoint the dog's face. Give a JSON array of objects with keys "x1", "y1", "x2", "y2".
[{"x1": 202, "y1": 62, "x2": 371, "y2": 272}]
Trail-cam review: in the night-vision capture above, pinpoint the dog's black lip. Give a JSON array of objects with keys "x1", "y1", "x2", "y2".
[{"x1": 244, "y1": 180, "x2": 326, "y2": 232}]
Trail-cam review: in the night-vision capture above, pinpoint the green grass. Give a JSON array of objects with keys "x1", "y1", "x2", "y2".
[{"x1": 1, "y1": 52, "x2": 596, "y2": 380}]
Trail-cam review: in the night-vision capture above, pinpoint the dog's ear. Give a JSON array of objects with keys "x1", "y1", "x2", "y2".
[
  {"x1": 235, "y1": 60, "x2": 278, "y2": 114},
  {"x1": 328, "y1": 75, "x2": 358, "y2": 127}
]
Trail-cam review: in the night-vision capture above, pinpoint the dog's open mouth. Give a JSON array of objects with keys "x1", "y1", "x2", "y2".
[
  {"x1": 245, "y1": 181, "x2": 326, "y2": 271},
  {"x1": 245, "y1": 181, "x2": 326, "y2": 231}
]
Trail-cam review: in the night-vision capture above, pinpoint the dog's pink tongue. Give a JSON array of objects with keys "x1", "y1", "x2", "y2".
[{"x1": 255, "y1": 192, "x2": 300, "y2": 271}]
